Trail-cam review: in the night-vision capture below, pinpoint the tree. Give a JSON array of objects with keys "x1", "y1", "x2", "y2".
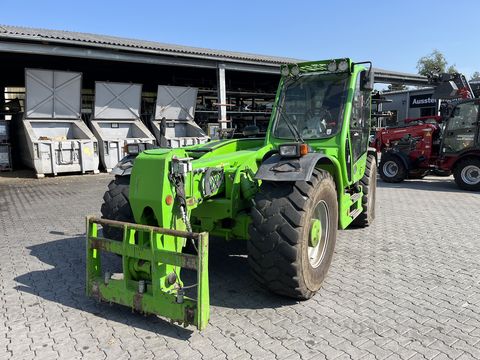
[
  {"x1": 446, "y1": 65, "x2": 458, "y2": 74},
  {"x1": 416, "y1": 49, "x2": 457, "y2": 76},
  {"x1": 470, "y1": 71, "x2": 480, "y2": 81}
]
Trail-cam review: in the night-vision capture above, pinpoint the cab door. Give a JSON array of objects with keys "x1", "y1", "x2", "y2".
[
  {"x1": 442, "y1": 101, "x2": 479, "y2": 155},
  {"x1": 349, "y1": 72, "x2": 371, "y2": 180}
]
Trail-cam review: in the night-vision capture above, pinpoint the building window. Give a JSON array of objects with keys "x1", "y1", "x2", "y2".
[
  {"x1": 420, "y1": 107, "x2": 436, "y2": 117},
  {"x1": 386, "y1": 110, "x2": 397, "y2": 126}
]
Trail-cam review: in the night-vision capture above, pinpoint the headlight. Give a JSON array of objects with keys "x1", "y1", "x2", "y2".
[
  {"x1": 290, "y1": 65, "x2": 300, "y2": 76},
  {"x1": 281, "y1": 65, "x2": 290, "y2": 76},
  {"x1": 125, "y1": 143, "x2": 140, "y2": 155},
  {"x1": 279, "y1": 144, "x2": 299, "y2": 157},
  {"x1": 338, "y1": 60, "x2": 349, "y2": 72},
  {"x1": 327, "y1": 61, "x2": 337, "y2": 72},
  {"x1": 279, "y1": 143, "x2": 309, "y2": 158},
  {"x1": 124, "y1": 142, "x2": 158, "y2": 155}
]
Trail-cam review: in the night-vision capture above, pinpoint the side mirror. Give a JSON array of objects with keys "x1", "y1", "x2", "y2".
[{"x1": 360, "y1": 69, "x2": 374, "y2": 91}]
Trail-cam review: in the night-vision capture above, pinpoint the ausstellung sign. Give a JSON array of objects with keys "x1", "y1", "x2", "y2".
[{"x1": 410, "y1": 94, "x2": 437, "y2": 108}]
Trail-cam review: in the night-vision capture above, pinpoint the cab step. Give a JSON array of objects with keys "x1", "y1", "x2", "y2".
[
  {"x1": 349, "y1": 192, "x2": 362, "y2": 203},
  {"x1": 349, "y1": 208, "x2": 362, "y2": 219}
]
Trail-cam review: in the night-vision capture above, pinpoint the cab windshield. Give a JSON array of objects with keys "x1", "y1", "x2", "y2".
[
  {"x1": 272, "y1": 72, "x2": 349, "y2": 140},
  {"x1": 443, "y1": 101, "x2": 479, "y2": 153}
]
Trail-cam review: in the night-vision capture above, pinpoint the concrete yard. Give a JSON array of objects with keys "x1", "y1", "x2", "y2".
[{"x1": 0, "y1": 172, "x2": 479, "y2": 359}]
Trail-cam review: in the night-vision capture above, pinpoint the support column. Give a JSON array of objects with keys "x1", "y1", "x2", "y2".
[
  {"x1": 0, "y1": 83, "x2": 5, "y2": 120},
  {"x1": 404, "y1": 90, "x2": 410, "y2": 125},
  {"x1": 216, "y1": 63, "x2": 227, "y2": 129}
]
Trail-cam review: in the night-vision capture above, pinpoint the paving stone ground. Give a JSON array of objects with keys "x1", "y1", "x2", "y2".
[{"x1": 0, "y1": 172, "x2": 479, "y2": 360}]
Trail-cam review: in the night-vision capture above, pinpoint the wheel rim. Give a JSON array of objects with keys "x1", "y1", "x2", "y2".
[
  {"x1": 383, "y1": 161, "x2": 398, "y2": 178},
  {"x1": 461, "y1": 165, "x2": 480, "y2": 185},
  {"x1": 308, "y1": 200, "x2": 329, "y2": 268}
]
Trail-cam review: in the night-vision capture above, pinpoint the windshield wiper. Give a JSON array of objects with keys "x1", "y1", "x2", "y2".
[{"x1": 275, "y1": 104, "x2": 305, "y2": 143}]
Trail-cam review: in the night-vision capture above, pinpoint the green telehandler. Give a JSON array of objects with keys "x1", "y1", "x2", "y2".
[{"x1": 86, "y1": 58, "x2": 377, "y2": 330}]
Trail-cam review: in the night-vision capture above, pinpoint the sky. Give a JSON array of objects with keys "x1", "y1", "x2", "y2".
[{"x1": 3, "y1": 0, "x2": 480, "y2": 78}]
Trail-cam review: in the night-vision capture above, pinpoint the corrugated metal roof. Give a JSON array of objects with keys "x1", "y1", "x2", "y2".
[
  {"x1": 382, "y1": 87, "x2": 433, "y2": 95},
  {"x1": 0, "y1": 24, "x2": 300, "y2": 65},
  {"x1": 0, "y1": 25, "x2": 430, "y2": 85}
]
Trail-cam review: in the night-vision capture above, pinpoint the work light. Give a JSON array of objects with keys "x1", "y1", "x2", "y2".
[
  {"x1": 327, "y1": 61, "x2": 337, "y2": 72},
  {"x1": 290, "y1": 65, "x2": 300, "y2": 76},
  {"x1": 338, "y1": 60, "x2": 349, "y2": 71}
]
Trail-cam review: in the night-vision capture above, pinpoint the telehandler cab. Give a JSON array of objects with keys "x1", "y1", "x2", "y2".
[{"x1": 86, "y1": 58, "x2": 377, "y2": 330}]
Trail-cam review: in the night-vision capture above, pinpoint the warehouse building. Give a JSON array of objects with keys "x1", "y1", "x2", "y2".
[
  {"x1": 0, "y1": 25, "x2": 297, "y2": 174},
  {"x1": 380, "y1": 87, "x2": 437, "y2": 126},
  {"x1": 0, "y1": 25, "x2": 427, "y2": 175},
  {"x1": 381, "y1": 81, "x2": 480, "y2": 126}
]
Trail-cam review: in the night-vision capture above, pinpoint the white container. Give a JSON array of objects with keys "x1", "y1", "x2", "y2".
[
  {"x1": 150, "y1": 85, "x2": 209, "y2": 148},
  {"x1": 17, "y1": 69, "x2": 99, "y2": 177},
  {"x1": 0, "y1": 143, "x2": 12, "y2": 171},
  {"x1": 89, "y1": 82, "x2": 155, "y2": 171}
]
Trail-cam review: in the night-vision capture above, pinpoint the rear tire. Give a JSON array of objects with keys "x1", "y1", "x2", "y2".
[
  {"x1": 101, "y1": 176, "x2": 134, "y2": 240},
  {"x1": 379, "y1": 152, "x2": 407, "y2": 183},
  {"x1": 248, "y1": 169, "x2": 338, "y2": 300},
  {"x1": 352, "y1": 155, "x2": 376, "y2": 227},
  {"x1": 453, "y1": 158, "x2": 480, "y2": 191}
]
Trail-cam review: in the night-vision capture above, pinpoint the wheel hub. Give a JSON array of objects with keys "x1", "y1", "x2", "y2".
[
  {"x1": 383, "y1": 160, "x2": 398, "y2": 177},
  {"x1": 308, "y1": 200, "x2": 329, "y2": 268},
  {"x1": 309, "y1": 219, "x2": 322, "y2": 247},
  {"x1": 461, "y1": 165, "x2": 480, "y2": 185}
]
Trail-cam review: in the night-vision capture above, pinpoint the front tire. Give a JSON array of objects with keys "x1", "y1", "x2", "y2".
[
  {"x1": 379, "y1": 152, "x2": 407, "y2": 183},
  {"x1": 352, "y1": 155, "x2": 376, "y2": 227},
  {"x1": 101, "y1": 176, "x2": 134, "y2": 240},
  {"x1": 453, "y1": 158, "x2": 480, "y2": 191},
  {"x1": 248, "y1": 169, "x2": 338, "y2": 300}
]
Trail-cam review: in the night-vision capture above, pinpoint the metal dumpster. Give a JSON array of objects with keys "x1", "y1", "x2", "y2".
[
  {"x1": 151, "y1": 85, "x2": 209, "y2": 148},
  {"x1": 17, "y1": 69, "x2": 99, "y2": 178},
  {"x1": 89, "y1": 82, "x2": 155, "y2": 171},
  {"x1": 0, "y1": 120, "x2": 10, "y2": 143},
  {"x1": 0, "y1": 143, "x2": 12, "y2": 171}
]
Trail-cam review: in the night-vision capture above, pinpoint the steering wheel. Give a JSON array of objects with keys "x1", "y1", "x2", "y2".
[{"x1": 305, "y1": 109, "x2": 333, "y2": 134}]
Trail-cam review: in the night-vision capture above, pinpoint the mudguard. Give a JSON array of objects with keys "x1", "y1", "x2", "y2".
[
  {"x1": 111, "y1": 154, "x2": 137, "y2": 176},
  {"x1": 367, "y1": 146, "x2": 378, "y2": 164},
  {"x1": 255, "y1": 153, "x2": 326, "y2": 182}
]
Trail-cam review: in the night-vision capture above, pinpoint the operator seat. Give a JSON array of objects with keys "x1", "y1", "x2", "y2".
[{"x1": 320, "y1": 83, "x2": 345, "y2": 131}]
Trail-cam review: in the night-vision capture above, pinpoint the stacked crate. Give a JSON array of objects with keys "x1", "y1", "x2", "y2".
[{"x1": 0, "y1": 120, "x2": 12, "y2": 171}]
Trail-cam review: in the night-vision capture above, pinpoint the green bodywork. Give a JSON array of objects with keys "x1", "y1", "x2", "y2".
[{"x1": 86, "y1": 58, "x2": 373, "y2": 329}]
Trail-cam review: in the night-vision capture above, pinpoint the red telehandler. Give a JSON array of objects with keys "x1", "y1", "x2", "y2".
[{"x1": 373, "y1": 73, "x2": 480, "y2": 191}]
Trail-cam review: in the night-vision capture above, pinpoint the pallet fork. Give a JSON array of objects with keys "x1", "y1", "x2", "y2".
[{"x1": 86, "y1": 216, "x2": 209, "y2": 330}]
